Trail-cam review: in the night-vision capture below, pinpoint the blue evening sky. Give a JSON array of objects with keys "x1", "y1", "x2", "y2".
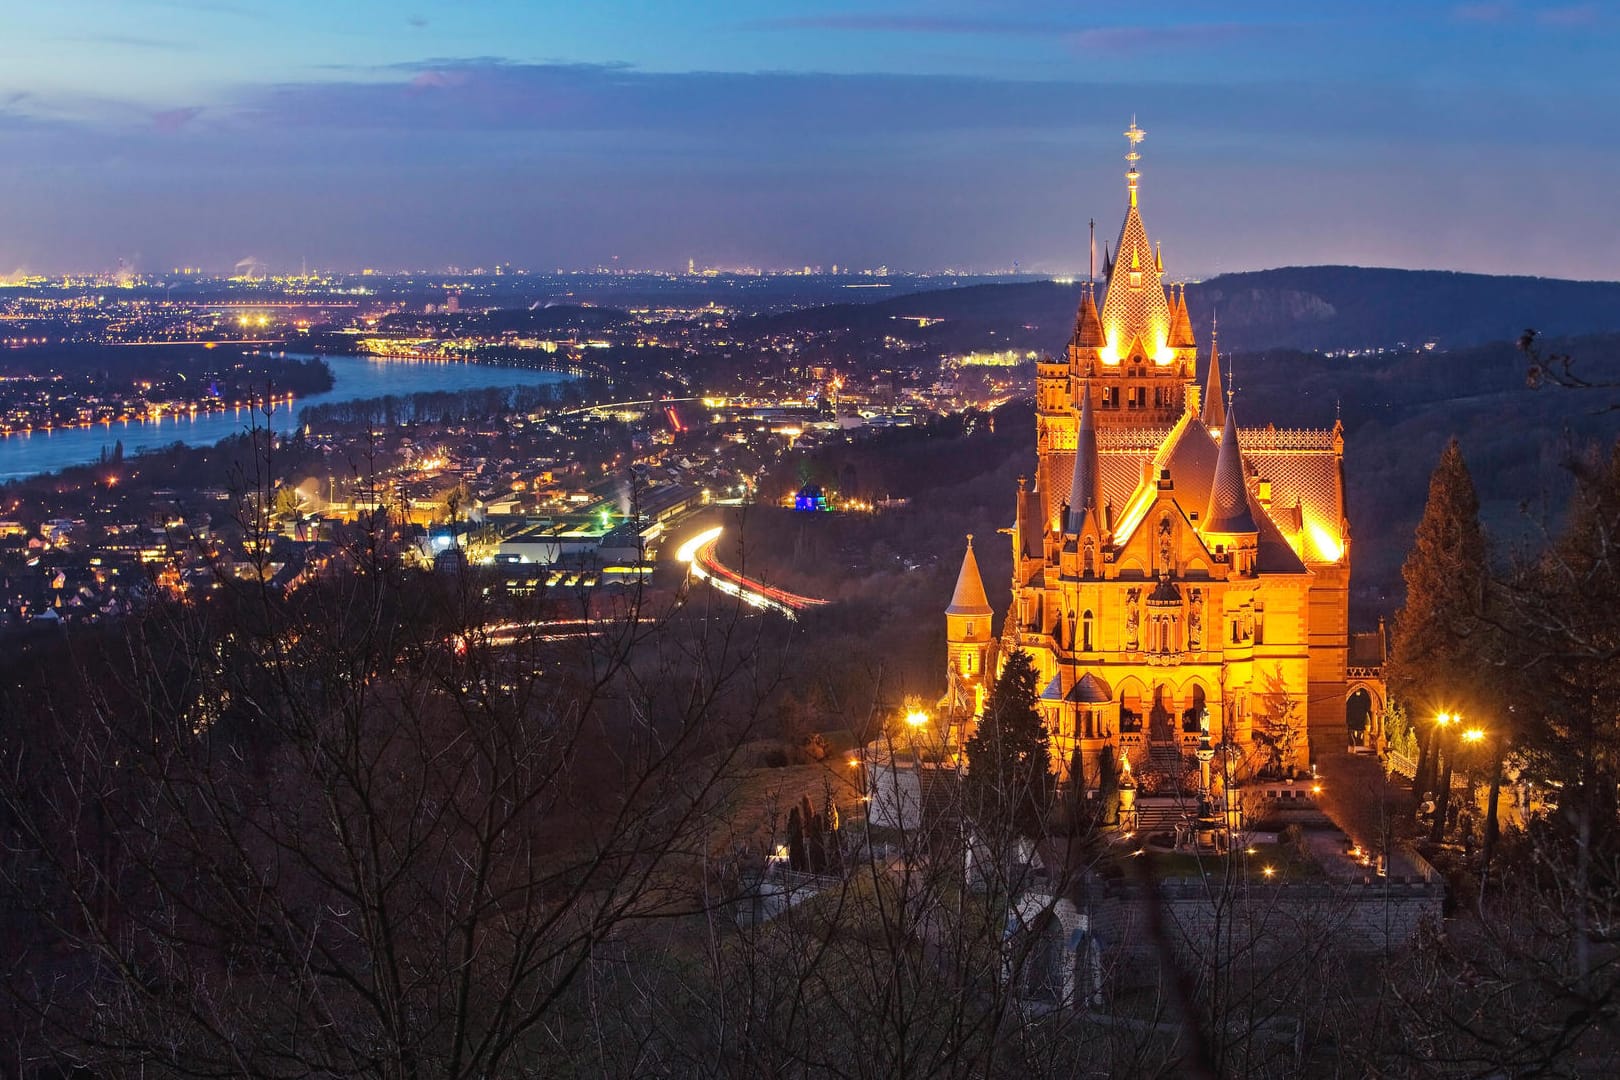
[{"x1": 1, "y1": 0, "x2": 1616, "y2": 278}]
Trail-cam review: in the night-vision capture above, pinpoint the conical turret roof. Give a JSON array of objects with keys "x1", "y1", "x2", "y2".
[
  {"x1": 1072, "y1": 287, "x2": 1105, "y2": 349},
  {"x1": 1202, "y1": 326, "x2": 1226, "y2": 430},
  {"x1": 946, "y1": 535, "x2": 993, "y2": 616},
  {"x1": 1203, "y1": 400, "x2": 1258, "y2": 535},
  {"x1": 1067, "y1": 383, "x2": 1102, "y2": 534},
  {"x1": 1168, "y1": 288, "x2": 1196, "y2": 348}
]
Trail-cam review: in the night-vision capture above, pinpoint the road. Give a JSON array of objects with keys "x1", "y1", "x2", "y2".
[{"x1": 675, "y1": 526, "x2": 828, "y2": 619}]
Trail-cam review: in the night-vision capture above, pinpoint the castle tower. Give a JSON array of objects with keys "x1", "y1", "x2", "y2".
[
  {"x1": 971, "y1": 120, "x2": 1358, "y2": 793},
  {"x1": 945, "y1": 535, "x2": 995, "y2": 717},
  {"x1": 1061, "y1": 119, "x2": 1195, "y2": 429}
]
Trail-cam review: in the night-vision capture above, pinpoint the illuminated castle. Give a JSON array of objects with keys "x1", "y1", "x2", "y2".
[{"x1": 945, "y1": 121, "x2": 1362, "y2": 790}]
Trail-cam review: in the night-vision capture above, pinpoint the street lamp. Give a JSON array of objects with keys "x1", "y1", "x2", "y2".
[
  {"x1": 1462, "y1": 727, "x2": 1485, "y2": 745},
  {"x1": 1431, "y1": 711, "x2": 1462, "y2": 843}
]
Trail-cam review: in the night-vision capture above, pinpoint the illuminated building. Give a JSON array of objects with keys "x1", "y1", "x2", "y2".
[{"x1": 945, "y1": 121, "x2": 1365, "y2": 791}]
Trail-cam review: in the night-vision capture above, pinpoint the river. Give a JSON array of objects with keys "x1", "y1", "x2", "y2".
[{"x1": 0, "y1": 354, "x2": 569, "y2": 482}]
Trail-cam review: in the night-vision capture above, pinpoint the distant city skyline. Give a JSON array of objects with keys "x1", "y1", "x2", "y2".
[{"x1": 3, "y1": 1, "x2": 1618, "y2": 280}]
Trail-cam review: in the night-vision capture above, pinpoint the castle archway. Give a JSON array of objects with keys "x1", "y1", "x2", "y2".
[{"x1": 1347, "y1": 684, "x2": 1380, "y2": 747}]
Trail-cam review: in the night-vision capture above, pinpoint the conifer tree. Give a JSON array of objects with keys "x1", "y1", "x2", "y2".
[
  {"x1": 1388, "y1": 438, "x2": 1488, "y2": 818},
  {"x1": 965, "y1": 648, "x2": 1053, "y2": 835},
  {"x1": 1504, "y1": 442, "x2": 1620, "y2": 879}
]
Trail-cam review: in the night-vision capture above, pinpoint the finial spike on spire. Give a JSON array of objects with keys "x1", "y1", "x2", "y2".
[{"x1": 1124, "y1": 117, "x2": 1145, "y2": 207}]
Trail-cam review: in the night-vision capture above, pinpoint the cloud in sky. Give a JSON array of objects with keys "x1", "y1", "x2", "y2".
[
  {"x1": 0, "y1": 30, "x2": 1617, "y2": 279},
  {"x1": 742, "y1": 14, "x2": 1064, "y2": 36},
  {"x1": 151, "y1": 105, "x2": 203, "y2": 132}
]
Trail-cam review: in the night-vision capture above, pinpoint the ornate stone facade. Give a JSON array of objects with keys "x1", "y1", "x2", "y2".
[{"x1": 945, "y1": 123, "x2": 1354, "y2": 789}]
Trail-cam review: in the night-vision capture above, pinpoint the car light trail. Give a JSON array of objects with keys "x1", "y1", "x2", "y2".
[{"x1": 676, "y1": 525, "x2": 828, "y2": 620}]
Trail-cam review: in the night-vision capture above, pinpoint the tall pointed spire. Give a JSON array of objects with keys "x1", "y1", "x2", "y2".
[
  {"x1": 1067, "y1": 383, "x2": 1102, "y2": 534},
  {"x1": 1168, "y1": 285, "x2": 1195, "y2": 348},
  {"x1": 1204, "y1": 398, "x2": 1257, "y2": 535},
  {"x1": 946, "y1": 535, "x2": 993, "y2": 616},
  {"x1": 1100, "y1": 117, "x2": 1173, "y2": 365},
  {"x1": 1202, "y1": 314, "x2": 1226, "y2": 430}
]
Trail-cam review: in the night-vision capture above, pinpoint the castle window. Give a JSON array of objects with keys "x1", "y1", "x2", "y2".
[
  {"x1": 966, "y1": 620, "x2": 975, "y2": 638},
  {"x1": 1254, "y1": 604, "x2": 1265, "y2": 645},
  {"x1": 1082, "y1": 610, "x2": 1094, "y2": 652},
  {"x1": 1083, "y1": 540, "x2": 1096, "y2": 578},
  {"x1": 1129, "y1": 270, "x2": 1142, "y2": 289},
  {"x1": 1182, "y1": 685, "x2": 1207, "y2": 733}
]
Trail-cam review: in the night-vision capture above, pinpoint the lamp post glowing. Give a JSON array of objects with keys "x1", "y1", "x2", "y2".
[{"x1": 1431, "y1": 711, "x2": 1461, "y2": 843}]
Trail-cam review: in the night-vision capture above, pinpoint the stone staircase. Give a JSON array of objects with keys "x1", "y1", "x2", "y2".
[{"x1": 1132, "y1": 798, "x2": 1193, "y2": 835}]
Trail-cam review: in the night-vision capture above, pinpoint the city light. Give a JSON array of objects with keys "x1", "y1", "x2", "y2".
[
  {"x1": 904, "y1": 710, "x2": 930, "y2": 727},
  {"x1": 1462, "y1": 728, "x2": 1485, "y2": 744}
]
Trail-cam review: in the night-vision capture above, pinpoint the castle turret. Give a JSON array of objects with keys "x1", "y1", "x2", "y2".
[
  {"x1": 1168, "y1": 286, "x2": 1196, "y2": 349},
  {"x1": 946, "y1": 536, "x2": 994, "y2": 704},
  {"x1": 1072, "y1": 287, "x2": 1106, "y2": 351},
  {"x1": 1202, "y1": 397, "x2": 1260, "y2": 573}
]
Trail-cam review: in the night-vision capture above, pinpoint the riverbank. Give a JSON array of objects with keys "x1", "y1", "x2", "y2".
[{"x1": 0, "y1": 353, "x2": 571, "y2": 482}]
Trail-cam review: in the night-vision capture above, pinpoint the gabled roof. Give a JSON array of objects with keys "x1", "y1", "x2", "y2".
[
  {"x1": 946, "y1": 536, "x2": 993, "y2": 616},
  {"x1": 1152, "y1": 410, "x2": 1220, "y2": 507},
  {"x1": 1254, "y1": 504, "x2": 1309, "y2": 574}
]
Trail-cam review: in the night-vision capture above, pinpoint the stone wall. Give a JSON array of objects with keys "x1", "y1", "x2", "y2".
[{"x1": 1082, "y1": 877, "x2": 1443, "y2": 967}]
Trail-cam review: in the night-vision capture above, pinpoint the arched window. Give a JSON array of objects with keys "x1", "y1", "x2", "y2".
[
  {"x1": 1120, "y1": 687, "x2": 1142, "y2": 733},
  {"x1": 1082, "y1": 610, "x2": 1094, "y2": 652},
  {"x1": 1083, "y1": 539, "x2": 1096, "y2": 578},
  {"x1": 1182, "y1": 685, "x2": 1207, "y2": 733}
]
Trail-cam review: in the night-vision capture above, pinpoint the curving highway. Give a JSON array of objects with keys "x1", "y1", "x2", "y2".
[{"x1": 675, "y1": 526, "x2": 828, "y2": 620}]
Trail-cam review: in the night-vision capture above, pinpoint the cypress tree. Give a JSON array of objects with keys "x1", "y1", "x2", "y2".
[{"x1": 1388, "y1": 438, "x2": 1488, "y2": 828}]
